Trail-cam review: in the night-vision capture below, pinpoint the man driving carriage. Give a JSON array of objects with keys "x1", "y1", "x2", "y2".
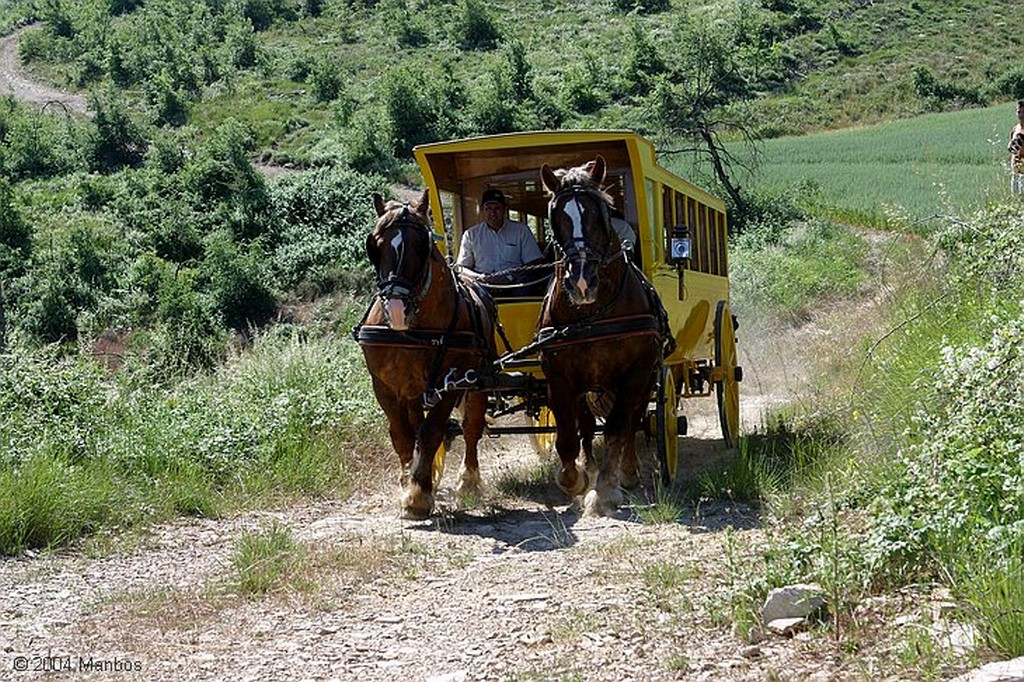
[{"x1": 456, "y1": 188, "x2": 544, "y2": 295}]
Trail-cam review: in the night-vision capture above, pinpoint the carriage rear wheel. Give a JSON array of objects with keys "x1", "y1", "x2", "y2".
[
  {"x1": 714, "y1": 300, "x2": 741, "y2": 448},
  {"x1": 654, "y1": 363, "x2": 679, "y2": 487}
]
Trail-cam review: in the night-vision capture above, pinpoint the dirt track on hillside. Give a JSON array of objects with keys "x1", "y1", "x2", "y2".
[{"x1": 0, "y1": 27, "x2": 87, "y2": 114}]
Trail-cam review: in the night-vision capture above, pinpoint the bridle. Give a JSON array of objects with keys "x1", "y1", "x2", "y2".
[
  {"x1": 371, "y1": 205, "x2": 435, "y2": 316},
  {"x1": 547, "y1": 185, "x2": 620, "y2": 268}
]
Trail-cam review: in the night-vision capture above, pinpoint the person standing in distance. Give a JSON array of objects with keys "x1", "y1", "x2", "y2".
[
  {"x1": 1009, "y1": 100, "x2": 1024, "y2": 195},
  {"x1": 457, "y1": 188, "x2": 542, "y2": 281}
]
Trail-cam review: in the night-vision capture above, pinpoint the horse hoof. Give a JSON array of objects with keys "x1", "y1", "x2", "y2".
[
  {"x1": 401, "y1": 488, "x2": 434, "y2": 520},
  {"x1": 456, "y1": 468, "x2": 483, "y2": 500},
  {"x1": 557, "y1": 467, "x2": 589, "y2": 498},
  {"x1": 583, "y1": 485, "x2": 623, "y2": 517}
]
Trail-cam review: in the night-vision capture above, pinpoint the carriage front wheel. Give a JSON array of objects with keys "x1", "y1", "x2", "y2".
[
  {"x1": 653, "y1": 362, "x2": 679, "y2": 487},
  {"x1": 714, "y1": 300, "x2": 741, "y2": 448},
  {"x1": 530, "y1": 406, "x2": 557, "y2": 456}
]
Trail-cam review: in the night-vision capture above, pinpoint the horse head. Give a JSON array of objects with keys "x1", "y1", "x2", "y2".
[
  {"x1": 367, "y1": 188, "x2": 435, "y2": 331},
  {"x1": 540, "y1": 155, "x2": 619, "y2": 306}
]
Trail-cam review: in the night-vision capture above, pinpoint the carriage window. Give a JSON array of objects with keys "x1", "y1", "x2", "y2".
[
  {"x1": 662, "y1": 188, "x2": 673, "y2": 228},
  {"x1": 708, "y1": 206, "x2": 720, "y2": 276},
  {"x1": 700, "y1": 205, "x2": 711, "y2": 275},
  {"x1": 716, "y1": 211, "x2": 729, "y2": 275}
]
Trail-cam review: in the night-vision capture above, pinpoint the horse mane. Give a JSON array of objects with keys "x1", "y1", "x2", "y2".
[{"x1": 543, "y1": 159, "x2": 615, "y2": 207}]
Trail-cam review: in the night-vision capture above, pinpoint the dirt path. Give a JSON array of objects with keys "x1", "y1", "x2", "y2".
[
  {"x1": 0, "y1": 27, "x2": 87, "y2": 115},
  {"x1": 0, "y1": 333, "x2": 864, "y2": 682}
]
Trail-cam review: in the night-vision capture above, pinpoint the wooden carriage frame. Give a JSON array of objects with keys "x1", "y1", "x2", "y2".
[{"x1": 413, "y1": 130, "x2": 741, "y2": 484}]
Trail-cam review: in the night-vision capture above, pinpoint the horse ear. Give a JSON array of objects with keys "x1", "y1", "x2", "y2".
[
  {"x1": 589, "y1": 155, "x2": 606, "y2": 184},
  {"x1": 415, "y1": 188, "x2": 430, "y2": 218},
  {"x1": 372, "y1": 192, "x2": 386, "y2": 217},
  {"x1": 540, "y1": 163, "x2": 559, "y2": 194}
]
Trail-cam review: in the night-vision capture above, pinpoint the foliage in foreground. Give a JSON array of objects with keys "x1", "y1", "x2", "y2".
[
  {"x1": 0, "y1": 328, "x2": 384, "y2": 555},
  {"x1": 738, "y1": 200, "x2": 1024, "y2": 661}
]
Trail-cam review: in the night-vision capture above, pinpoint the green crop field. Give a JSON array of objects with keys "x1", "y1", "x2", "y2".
[{"x1": 722, "y1": 101, "x2": 1018, "y2": 228}]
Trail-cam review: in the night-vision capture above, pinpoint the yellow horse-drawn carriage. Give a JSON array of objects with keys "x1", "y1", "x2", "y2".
[{"x1": 411, "y1": 130, "x2": 741, "y2": 485}]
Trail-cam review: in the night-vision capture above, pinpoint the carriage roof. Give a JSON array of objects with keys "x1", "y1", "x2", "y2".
[{"x1": 413, "y1": 130, "x2": 725, "y2": 225}]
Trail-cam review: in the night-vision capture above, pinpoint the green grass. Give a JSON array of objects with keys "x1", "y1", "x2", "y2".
[
  {"x1": 724, "y1": 103, "x2": 1018, "y2": 228},
  {"x1": 230, "y1": 521, "x2": 303, "y2": 596},
  {"x1": 0, "y1": 330, "x2": 383, "y2": 555},
  {"x1": 961, "y1": 548, "x2": 1024, "y2": 658}
]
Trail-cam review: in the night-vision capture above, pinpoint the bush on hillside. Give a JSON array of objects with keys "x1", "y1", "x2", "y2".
[
  {"x1": 912, "y1": 66, "x2": 986, "y2": 108},
  {"x1": 86, "y1": 91, "x2": 148, "y2": 173},
  {"x1": 994, "y1": 68, "x2": 1024, "y2": 100},
  {"x1": 0, "y1": 97, "x2": 83, "y2": 181},
  {"x1": 180, "y1": 120, "x2": 270, "y2": 241},
  {"x1": 202, "y1": 230, "x2": 277, "y2": 331},
  {"x1": 612, "y1": 0, "x2": 670, "y2": 14},
  {"x1": 864, "y1": 207, "x2": 1024, "y2": 581},
  {"x1": 0, "y1": 180, "x2": 31, "y2": 278},
  {"x1": 453, "y1": 0, "x2": 500, "y2": 51},
  {"x1": 268, "y1": 166, "x2": 388, "y2": 292}
]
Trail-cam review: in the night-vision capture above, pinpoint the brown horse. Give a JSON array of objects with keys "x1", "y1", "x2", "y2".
[
  {"x1": 539, "y1": 156, "x2": 671, "y2": 516},
  {"x1": 355, "y1": 190, "x2": 497, "y2": 519}
]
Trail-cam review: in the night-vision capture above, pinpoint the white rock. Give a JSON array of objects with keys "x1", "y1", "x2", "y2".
[
  {"x1": 762, "y1": 583, "x2": 826, "y2": 623},
  {"x1": 766, "y1": 617, "x2": 806, "y2": 636},
  {"x1": 949, "y1": 656, "x2": 1024, "y2": 682}
]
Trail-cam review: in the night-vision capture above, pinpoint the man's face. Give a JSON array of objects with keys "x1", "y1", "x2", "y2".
[
  {"x1": 1017, "y1": 103, "x2": 1024, "y2": 121},
  {"x1": 483, "y1": 202, "x2": 505, "y2": 229}
]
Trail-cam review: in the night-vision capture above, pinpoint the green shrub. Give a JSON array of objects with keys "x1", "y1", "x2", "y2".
[
  {"x1": 309, "y1": 57, "x2": 343, "y2": 102},
  {"x1": 86, "y1": 91, "x2": 148, "y2": 173},
  {"x1": 268, "y1": 166, "x2": 388, "y2": 291},
  {"x1": 202, "y1": 230, "x2": 277, "y2": 330},
  {"x1": 0, "y1": 179, "x2": 31, "y2": 277},
  {"x1": 994, "y1": 69, "x2": 1024, "y2": 100},
  {"x1": 860, "y1": 207, "x2": 1024, "y2": 583},
  {"x1": 342, "y1": 108, "x2": 397, "y2": 176},
  {"x1": 912, "y1": 65, "x2": 986, "y2": 108},
  {"x1": 180, "y1": 120, "x2": 270, "y2": 240},
  {"x1": 452, "y1": 0, "x2": 500, "y2": 51},
  {"x1": 612, "y1": 0, "x2": 670, "y2": 14}
]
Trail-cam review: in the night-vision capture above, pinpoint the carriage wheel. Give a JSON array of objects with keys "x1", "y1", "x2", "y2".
[
  {"x1": 714, "y1": 300, "x2": 741, "y2": 448},
  {"x1": 432, "y1": 440, "x2": 448, "y2": 489},
  {"x1": 654, "y1": 363, "x2": 679, "y2": 487},
  {"x1": 432, "y1": 443, "x2": 446, "y2": 490},
  {"x1": 530, "y1": 406, "x2": 557, "y2": 456}
]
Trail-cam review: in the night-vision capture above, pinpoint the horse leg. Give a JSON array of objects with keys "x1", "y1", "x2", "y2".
[
  {"x1": 576, "y1": 397, "x2": 598, "y2": 488},
  {"x1": 584, "y1": 401, "x2": 626, "y2": 517},
  {"x1": 456, "y1": 391, "x2": 487, "y2": 499},
  {"x1": 549, "y1": 385, "x2": 588, "y2": 498},
  {"x1": 618, "y1": 402, "x2": 647, "y2": 491},
  {"x1": 402, "y1": 392, "x2": 459, "y2": 520},
  {"x1": 375, "y1": 381, "x2": 419, "y2": 486},
  {"x1": 584, "y1": 373, "x2": 655, "y2": 516}
]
